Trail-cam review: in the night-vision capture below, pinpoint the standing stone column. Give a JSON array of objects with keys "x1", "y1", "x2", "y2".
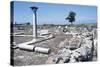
[{"x1": 30, "y1": 6, "x2": 38, "y2": 38}]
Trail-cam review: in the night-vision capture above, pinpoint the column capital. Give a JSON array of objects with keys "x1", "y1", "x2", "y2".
[{"x1": 30, "y1": 6, "x2": 38, "y2": 12}]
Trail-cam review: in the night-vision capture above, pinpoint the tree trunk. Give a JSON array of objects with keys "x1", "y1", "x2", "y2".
[{"x1": 70, "y1": 22, "x2": 73, "y2": 26}]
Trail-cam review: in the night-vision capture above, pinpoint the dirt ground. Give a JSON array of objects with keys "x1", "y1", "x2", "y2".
[{"x1": 11, "y1": 27, "x2": 97, "y2": 66}]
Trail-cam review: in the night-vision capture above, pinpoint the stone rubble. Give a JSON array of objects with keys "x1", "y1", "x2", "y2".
[
  {"x1": 13, "y1": 25, "x2": 97, "y2": 65},
  {"x1": 46, "y1": 27, "x2": 97, "y2": 64}
]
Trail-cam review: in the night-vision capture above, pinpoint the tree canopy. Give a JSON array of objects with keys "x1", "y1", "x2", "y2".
[{"x1": 65, "y1": 11, "x2": 76, "y2": 26}]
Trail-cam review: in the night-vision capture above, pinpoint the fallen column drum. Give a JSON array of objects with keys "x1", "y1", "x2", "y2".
[
  {"x1": 18, "y1": 44, "x2": 35, "y2": 51},
  {"x1": 34, "y1": 47, "x2": 51, "y2": 54},
  {"x1": 18, "y1": 44, "x2": 51, "y2": 54}
]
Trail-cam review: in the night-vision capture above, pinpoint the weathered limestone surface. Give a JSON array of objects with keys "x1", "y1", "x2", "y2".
[
  {"x1": 46, "y1": 27, "x2": 97, "y2": 64},
  {"x1": 13, "y1": 26, "x2": 97, "y2": 66}
]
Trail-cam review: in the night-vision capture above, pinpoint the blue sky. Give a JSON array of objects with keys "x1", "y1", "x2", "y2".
[{"x1": 13, "y1": 1, "x2": 97, "y2": 25}]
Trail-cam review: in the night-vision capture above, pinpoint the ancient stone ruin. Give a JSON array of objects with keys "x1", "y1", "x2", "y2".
[{"x1": 46, "y1": 27, "x2": 97, "y2": 64}]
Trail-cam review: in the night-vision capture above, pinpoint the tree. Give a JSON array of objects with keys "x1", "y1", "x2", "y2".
[
  {"x1": 26, "y1": 22, "x2": 30, "y2": 25},
  {"x1": 65, "y1": 11, "x2": 76, "y2": 26}
]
